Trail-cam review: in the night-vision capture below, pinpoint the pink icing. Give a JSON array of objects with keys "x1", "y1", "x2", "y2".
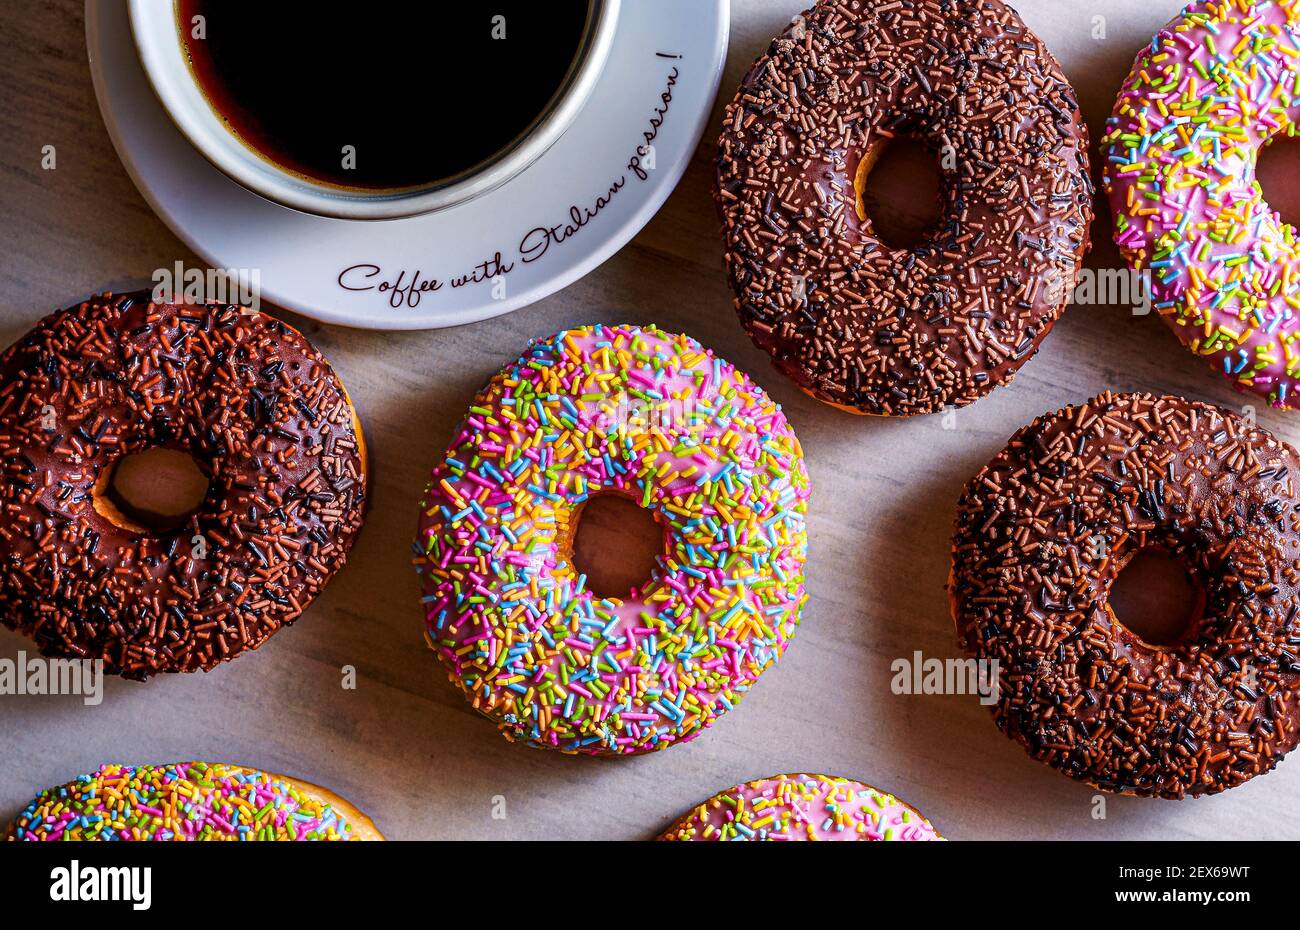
[
  {"x1": 1103, "y1": 0, "x2": 1300, "y2": 407},
  {"x1": 414, "y1": 325, "x2": 810, "y2": 754},
  {"x1": 662, "y1": 774, "x2": 943, "y2": 841}
]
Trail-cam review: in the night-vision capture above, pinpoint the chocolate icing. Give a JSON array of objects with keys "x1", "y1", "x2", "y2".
[
  {"x1": 952, "y1": 392, "x2": 1300, "y2": 797},
  {"x1": 0, "y1": 292, "x2": 366, "y2": 678},
  {"x1": 717, "y1": 0, "x2": 1093, "y2": 415}
]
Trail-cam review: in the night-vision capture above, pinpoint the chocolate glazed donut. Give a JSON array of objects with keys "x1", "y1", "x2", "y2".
[
  {"x1": 951, "y1": 392, "x2": 1300, "y2": 798},
  {"x1": 717, "y1": 0, "x2": 1093, "y2": 416},
  {"x1": 0, "y1": 292, "x2": 367, "y2": 679}
]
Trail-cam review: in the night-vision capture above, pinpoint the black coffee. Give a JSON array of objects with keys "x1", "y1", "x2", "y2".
[{"x1": 178, "y1": 1, "x2": 590, "y2": 190}]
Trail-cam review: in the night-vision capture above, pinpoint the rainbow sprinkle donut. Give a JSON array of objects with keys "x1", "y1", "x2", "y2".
[
  {"x1": 414, "y1": 325, "x2": 810, "y2": 755},
  {"x1": 660, "y1": 773, "x2": 942, "y2": 841},
  {"x1": 1103, "y1": 0, "x2": 1300, "y2": 408},
  {"x1": 6, "y1": 762, "x2": 382, "y2": 841}
]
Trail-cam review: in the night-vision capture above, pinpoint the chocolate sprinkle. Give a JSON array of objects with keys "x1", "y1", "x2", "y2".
[
  {"x1": 951, "y1": 392, "x2": 1300, "y2": 797},
  {"x1": 716, "y1": 0, "x2": 1093, "y2": 416},
  {"x1": 0, "y1": 292, "x2": 367, "y2": 679}
]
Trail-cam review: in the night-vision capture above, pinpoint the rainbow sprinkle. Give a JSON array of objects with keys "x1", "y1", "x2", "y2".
[
  {"x1": 661, "y1": 773, "x2": 943, "y2": 841},
  {"x1": 1103, "y1": 0, "x2": 1300, "y2": 408},
  {"x1": 6, "y1": 762, "x2": 357, "y2": 841},
  {"x1": 413, "y1": 325, "x2": 810, "y2": 755}
]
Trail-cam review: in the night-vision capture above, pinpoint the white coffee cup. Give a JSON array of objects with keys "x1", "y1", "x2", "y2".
[{"x1": 128, "y1": 1, "x2": 620, "y2": 220}]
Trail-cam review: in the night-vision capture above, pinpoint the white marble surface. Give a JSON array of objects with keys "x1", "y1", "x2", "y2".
[{"x1": 1, "y1": 0, "x2": 1297, "y2": 839}]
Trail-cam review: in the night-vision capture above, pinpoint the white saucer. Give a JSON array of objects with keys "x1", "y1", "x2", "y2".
[{"x1": 85, "y1": 0, "x2": 728, "y2": 330}]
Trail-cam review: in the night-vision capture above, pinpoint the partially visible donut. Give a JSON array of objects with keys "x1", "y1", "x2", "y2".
[
  {"x1": 716, "y1": 0, "x2": 1093, "y2": 416},
  {"x1": 951, "y1": 391, "x2": 1300, "y2": 798},
  {"x1": 0, "y1": 292, "x2": 367, "y2": 679},
  {"x1": 414, "y1": 324, "x2": 810, "y2": 755},
  {"x1": 6, "y1": 762, "x2": 383, "y2": 840},
  {"x1": 1103, "y1": 0, "x2": 1300, "y2": 408},
  {"x1": 660, "y1": 773, "x2": 942, "y2": 841}
]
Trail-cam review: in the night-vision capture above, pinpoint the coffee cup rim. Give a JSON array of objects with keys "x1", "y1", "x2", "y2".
[{"x1": 128, "y1": 0, "x2": 620, "y2": 221}]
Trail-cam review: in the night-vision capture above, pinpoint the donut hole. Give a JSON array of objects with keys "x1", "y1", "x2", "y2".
[
  {"x1": 1255, "y1": 133, "x2": 1300, "y2": 232},
  {"x1": 570, "y1": 493, "x2": 665, "y2": 600},
  {"x1": 854, "y1": 135, "x2": 943, "y2": 250},
  {"x1": 1108, "y1": 548, "x2": 1203, "y2": 648},
  {"x1": 95, "y1": 447, "x2": 210, "y2": 534}
]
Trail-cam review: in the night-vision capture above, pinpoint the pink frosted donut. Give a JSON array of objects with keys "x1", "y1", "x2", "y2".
[
  {"x1": 660, "y1": 773, "x2": 942, "y2": 841},
  {"x1": 1103, "y1": 0, "x2": 1300, "y2": 407},
  {"x1": 413, "y1": 325, "x2": 810, "y2": 755}
]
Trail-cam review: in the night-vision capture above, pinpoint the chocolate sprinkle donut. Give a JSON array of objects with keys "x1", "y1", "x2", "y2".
[
  {"x1": 716, "y1": 0, "x2": 1093, "y2": 416},
  {"x1": 951, "y1": 392, "x2": 1300, "y2": 798},
  {"x1": 0, "y1": 292, "x2": 366, "y2": 679}
]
